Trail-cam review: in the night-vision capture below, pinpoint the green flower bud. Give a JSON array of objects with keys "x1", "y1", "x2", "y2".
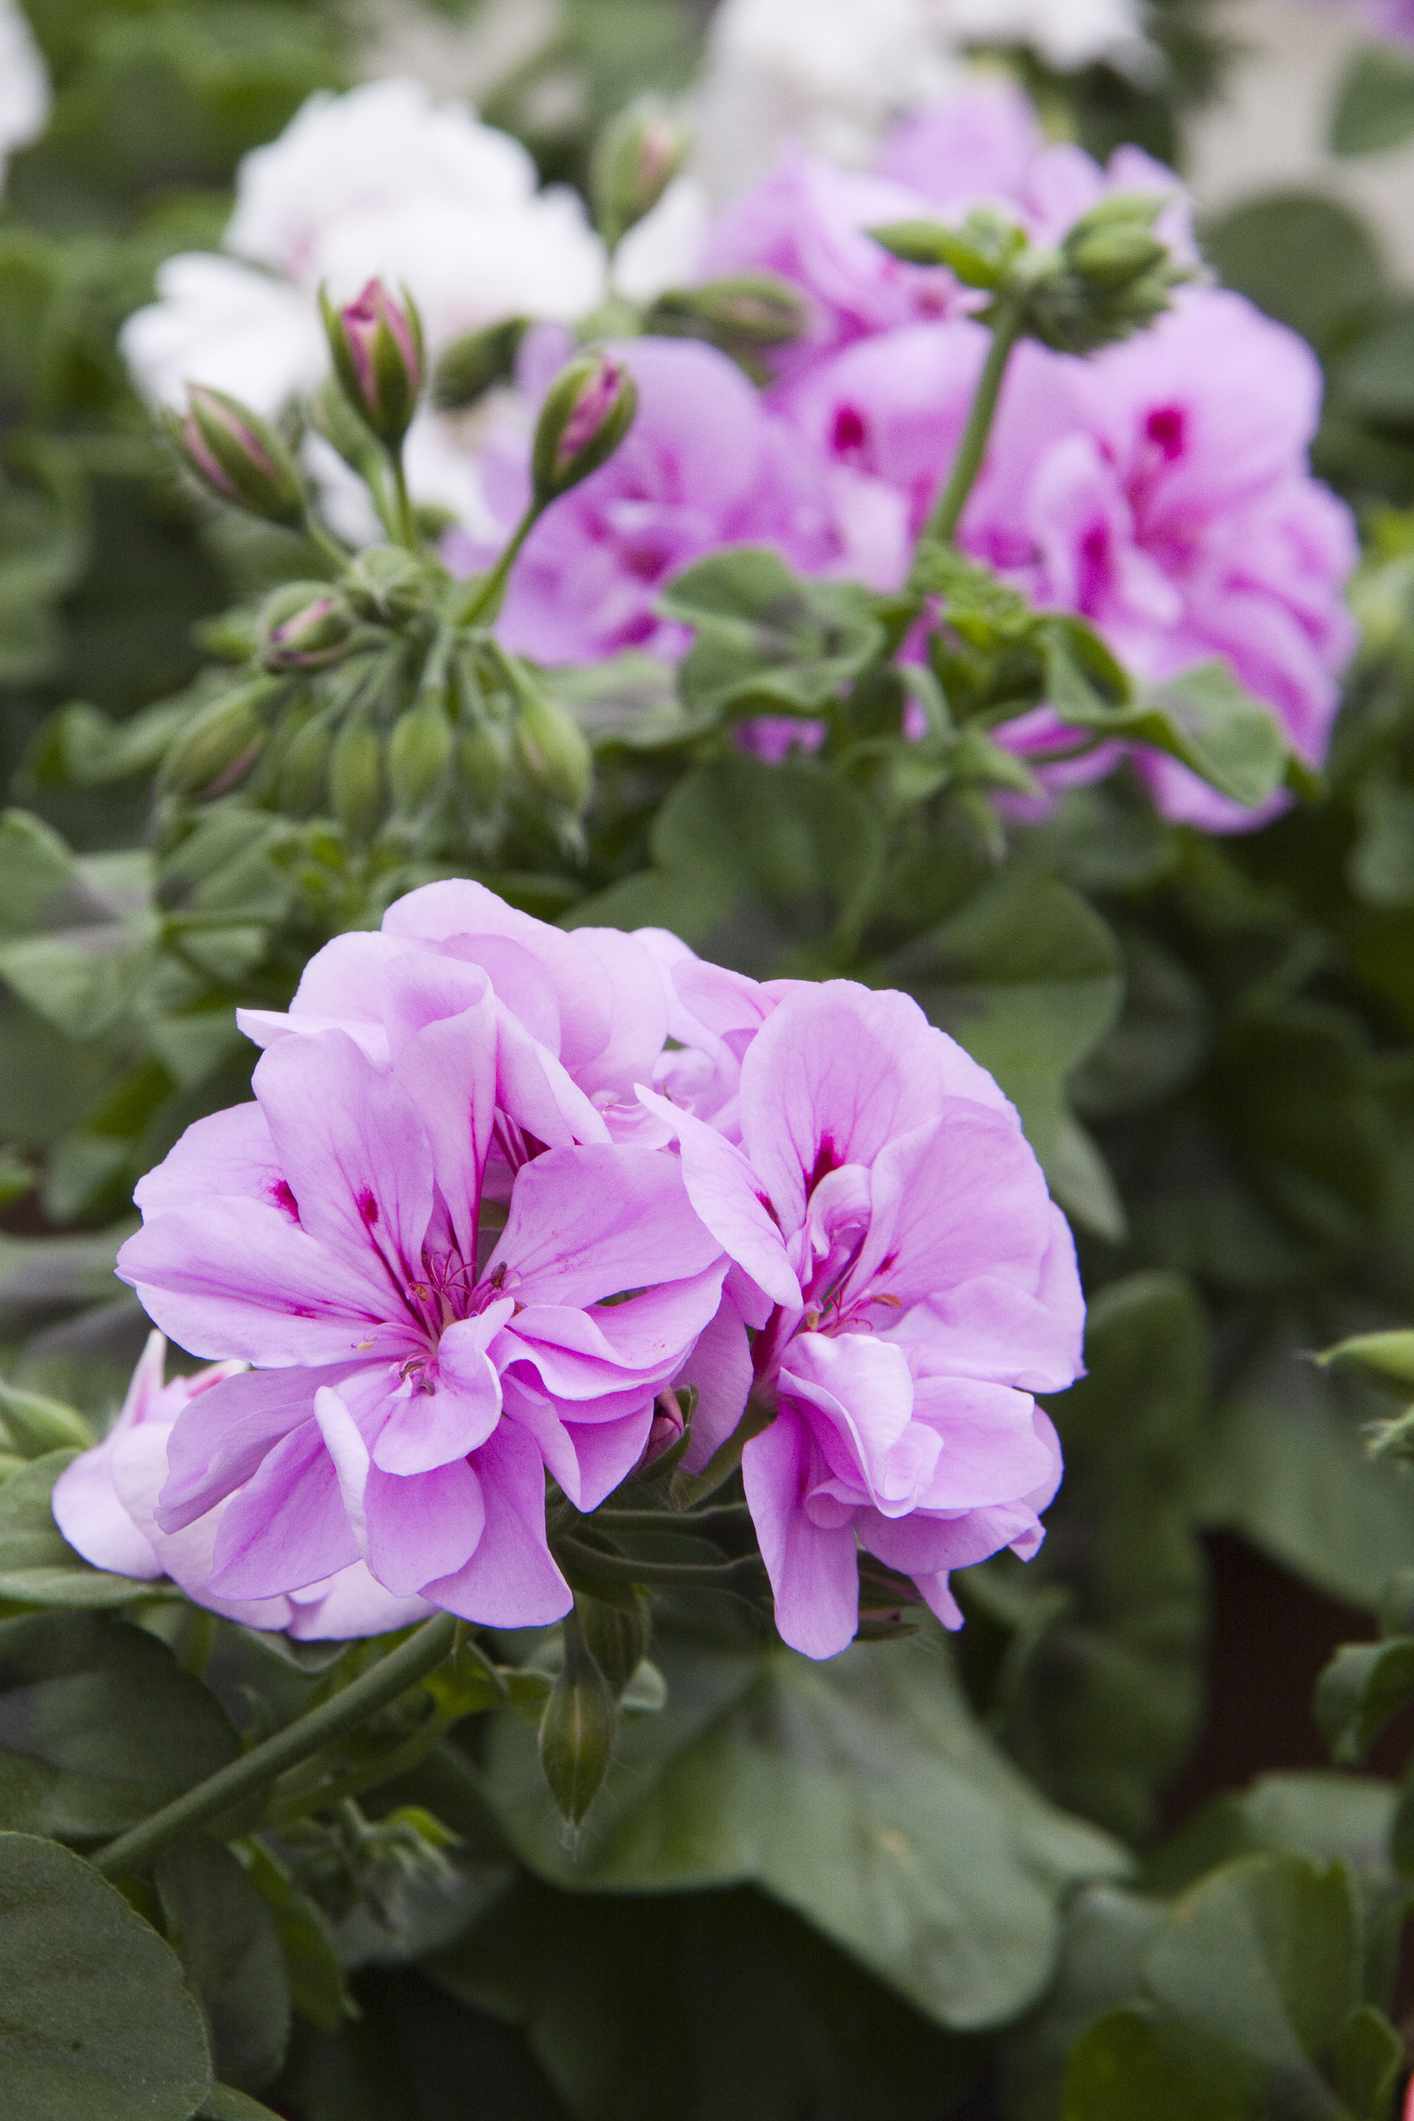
[
  {"x1": 173, "y1": 384, "x2": 305, "y2": 525},
  {"x1": 321, "y1": 278, "x2": 425, "y2": 451},
  {"x1": 513, "y1": 679, "x2": 593, "y2": 812},
  {"x1": 592, "y1": 100, "x2": 688, "y2": 248},
  {"x1": 275, "y1": 714, "x2": 335, "y2": 815},
  {"x1": 328, "y1": 716, "x2": 385, "y2": 841},
  {"x1": 538, "y1": 1619, "x2": 617, "y2": 1826},
  {"x1": 261, "y1": 585, "x2": 357, "y2": 671},
  {"x1": 576, "y1": 1592, "x2": 650, "y2": 1699},
  {"x1": 343, "y1": 544, "x2": 428, "y2": 627},
  {"x1": 646, "y1": 273, "x2": 809, "y2": 351},
  {"x1": 531, "y1": 353, "x2": 638, "y2": 506},
  {"x1": 455, "y1": 716, "x2": 511, "y2": 806},
  {"x1": 388, "y1": 694, "x2": 455, "y2": 816},
  {"x1": 432, "y1": 318, "x2": 526, "y2": 412},
  {"x1": 161, "y1": 683, "x2": 276, "y2": 798},
  {"x1": 1026, "y1": 194, "x2": 1190, "y2": 354},
  {"x1": 1064, "y1": 221, "x2": 1170, "y2": 293}
]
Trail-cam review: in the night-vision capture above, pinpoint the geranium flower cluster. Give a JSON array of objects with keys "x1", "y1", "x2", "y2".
[
  {"x1": 470, "y1": 82, "x2": 1357, "y2": 832},
  {"x1": 56, "y1": 884, "x2": 1081, "y2": 1660}
]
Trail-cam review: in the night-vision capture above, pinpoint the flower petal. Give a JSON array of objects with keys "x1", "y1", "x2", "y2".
[
  {"x1": 422, "y1": 1422, "x2": 571, "y2": 1626},
  {"x1": 742, "y1": 1412, "x2": 859, "y2": 1660}
]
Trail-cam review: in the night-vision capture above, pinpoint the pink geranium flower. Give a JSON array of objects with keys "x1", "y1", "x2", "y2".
[
  {"x1": 642, "y1": 980, "x2": 1082, "y2": 1658},
  {"x1": 52, "y1": 1333, "x2": 427, "y2": 1637},
  {"x1": 115, "y1": 932, "x2": 726, "y2": 1629}
]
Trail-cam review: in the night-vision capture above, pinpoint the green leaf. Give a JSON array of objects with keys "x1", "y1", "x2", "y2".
[
  {"x1": 156, "y1": 1841, "x2": 291, "y2": 2094},
  {"x1": 1332, "y1": 44, "x2": 1414, "y2": 157},
  {"x1": 987, "y1": 1274, "x2": 1211, "y2": 1840},
  {"x1": 1043, "y1": 637, "x2": 1291, "y2": 812},
  {"x1": 571, "y1": 755, "x2": 884, "y2": 976},
  {"x1": 480, "y1": 1633, "x2": 1124, "y2": 2033},
  {"x1": 1201, "y1": 192, "x2": 1386, "y2": 351},
  {"x1": 0, "y1": 1610, "x2": 237, "y2": 1837},
  {"x1": 874, "y1": 869, "x2": 1122, "y2": 1167},
  {"x1": 1316, "y1": 1639, "x2": 1414, "y2": 1767},
  {"x1": 0, "y1": 1831, "x2": 211, "y2": 2121},
  {"x1": 243, "y1": 1843, "x2": 351, "y2": 2034},
  {"x1": 1063, "y1": 2006, "x2": 1255, "y2": 2120},
  {"x1": 196, "y1": 2091, "x2": 286, "y2": 2121},
  {"x1": 1332, "y1": 2005, "x2": 1405, "y2": 2121},
  {"x1": 0, "y1": 1449, "x2": 154, "y2": 1609},
  {"x1": 999, "y1": 1884, "x2": 1168, "y2": 2121},
  {"x1": 1145, "y1": 1856, "x2": 1360, "y2": 2088},
  {"x1": 660, "y1": 547, "x2": 886, "y2": 720},
  {"x1": 1319, "y1": 1330, "x2": 1414, "y2": 1390},
  {"x1": 436, "y1": 1880, "x2": 978, "y2": 2121}
]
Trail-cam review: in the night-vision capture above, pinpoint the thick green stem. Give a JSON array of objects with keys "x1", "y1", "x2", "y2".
[
  {"x1": 302, "y1": 509, "x2": 352, "y2": 576},
  {"x1": 389, "y1": 450, "x2": 423, "y2": 554},
  {"x1": 92, "y1": 1612, "x2": 458, "y2": 1879},
  {"x1": 916, "y1": 298, "x2": 1025, "y2": 558},
  {"x1": 593, "y1": 1502, "x2": 752, "y2": 1534}
]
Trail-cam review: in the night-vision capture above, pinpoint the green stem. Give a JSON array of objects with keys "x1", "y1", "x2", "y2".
[
  {"x1": 302, "y1": 509, "x2": 351, "y2": 576},
  {"x1": 592, "y1": 1502, "x2": 752, "y2": 1534},
  {"x1": 559, "y1": 1538, "x2": 763, "y2": 1592},
  {"x1": 454, "y1": 502, "x2": 544, "y2": 628},
  {"x1": 915, "y1": 298, "x2": 1025, "y2": 559},
  {"x1": 389, "y1": 449, "x2": 423, "y2": 554},
  {"x1": 91, "y1": 1613, "x2": 458, "y2": 1879}
]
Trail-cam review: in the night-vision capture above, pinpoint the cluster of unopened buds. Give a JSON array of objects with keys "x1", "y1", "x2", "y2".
[
  {"x1": 162, "y1": 279, "x2": 638, "y2": 845},
  {"x1": 57, "y1": 880, "x2": 1081, "y2": 1812}
]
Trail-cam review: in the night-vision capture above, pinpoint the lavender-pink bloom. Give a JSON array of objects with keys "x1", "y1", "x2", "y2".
[
  {"x1": 115, "y1": 906, "x2": 726, "y2": 1630},
  {"x1": 642, "y1": 980, "x2": 1082, "y2": 1659},
  {"x1": 451, "y1": 332, "x2": 842, "y2": 664},
  {"x1": 52, "y1": 1333, "x2": 427, "y2": 1637}
]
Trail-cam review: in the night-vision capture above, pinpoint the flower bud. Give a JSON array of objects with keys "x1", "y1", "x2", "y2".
[
  {"x1": 591, "y1": 101, "x2": 688, "y2": 247},
  {"x1": 173, "y1": 385, "x2": 304, "y2": 525},
  {"x1": 455, "y1": 716, "x2": 511, "y2": 806},
  {"x1": 646, "y1": 274, "x2": 808, "y2": 352},
  {"x1": 275, "y1": 714, "x2": 334, "y2": 815},
  {"x1": 432, "y1": 317, "x2": 526, "y2": 412},
  {"x1": 322, "y1": 278, "x2": 425, "y2": 451},
  {"x1": 538, "y1": 1620, "x2": 617, "y2": 1826},
  {"x1": 531, "y1": 353, "x2": 637, "y2": 506},
  {"x1": 388, "y1": 694, "x2": 455, "y2": 816},
  {"x1": 343, "y1": 545, "x2": 427, "y2": 626},
  {"x1": 1027, "y1": 194, "x2": 1189, "y2": 354},
  {"x1": 161, "y1": 682, "x2": 275, "y2": 798},
  {"x1": 261, "y1": 584, "x2": 356, "y2": 672},
  {"x1": 328, "y1": 716, "x2": 385, "y2": 841},
  {"x1": 577, "y1": 1592, "x2": 650, "y2": 1699},
  {"x1": 513, "y1": 678, "x2": 593, "y2": 812}
]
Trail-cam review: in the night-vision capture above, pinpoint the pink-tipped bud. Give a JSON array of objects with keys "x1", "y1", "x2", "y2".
[
  {"x1": 261, "y1": 584, "x2": 355, "y2": 671},
  {"x1": 591, "y1": 100, "x2": 688, "y2": 247},
  {"x1": 322, "y1": 278, "x2": 425, "y2": 450},
  {"x1": 531, "y1": 352, "x2": 638, "y2": 505},
  {"x1": 173, "y1": 384, "x2": 304, "y2": 524}
]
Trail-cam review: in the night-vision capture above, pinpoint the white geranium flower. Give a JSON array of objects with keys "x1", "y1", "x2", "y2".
[
  {"x1": 0, "y1": 0, "x2": 50, "y2": 190},
  {"x1": 696, "y1": 0, "x2": 1152, "y2": 185},
  {"x1": 120, "y1": 254, "x2": 325, "y2": 413}
]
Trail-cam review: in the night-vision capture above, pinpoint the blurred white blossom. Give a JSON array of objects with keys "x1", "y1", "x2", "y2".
[
  {"x1": 695, "y1": 0, "x2": 1151, "y2": 186},
  {"x1": 0, "y1": 0, "x2": 50, "y2": 191}
]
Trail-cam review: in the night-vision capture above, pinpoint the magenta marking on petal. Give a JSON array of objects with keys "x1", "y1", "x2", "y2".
[
  {"x1": 357, "y1": 1187, "x2": 381, "y2": 1228},
  {"x1": 270, "y1": 1178, "x2": 300, "y2": 1221},
  {"x1": 1145, "y1": 404, "x2": 1187, "y2": 461}
]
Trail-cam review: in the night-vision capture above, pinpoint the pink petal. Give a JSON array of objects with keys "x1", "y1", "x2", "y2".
[
  {"x1": 365, "y1": 1457, "x2": 485, "y2": 1594},
  {"x1": 134, "y1": 1102, "x2": 285, "y2": 1220},
  {"x1": 157, "y1": 1362, "x2": 358, "y2": 1531},
  {"x1": 742, "y1": 1413, "x2": 859, "y2": 1660},
  {"x1": 208, "y1": 1423, "x2": 360, "y2": 1597},
  {"x1": 910, "y1": 1380, "x2": 1060, "y2": 1509},
  {"x1": 52, "y1": 1446, "x2": 161, "y2": 1580},
  {"x1": 372, "y1": 1308, "x2": 509, "y2": 1475},
  {"x1": 636, "y1": 1086, "x2": 800, "y2": 1309},
  {"x1": 679, "y1": 1293, "x2": 753, "y2": 1472},
  {"x1": 489, "y1": 1143, "x2": 721, "y2": 1307},
  {"x1": 422, "y1": 1422, "x2": 571, "y2": 1626}
]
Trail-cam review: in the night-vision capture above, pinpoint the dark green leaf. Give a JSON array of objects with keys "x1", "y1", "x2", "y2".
[
  {"x1": 660, "y1": 546, "x2": 885, "y2": 720},
  {"x1": 436, "y1": 1879, "x2": 978, "y2": 2121},
  {"x1": 1316, "y1": 1639, "x2": 1414, "y2": 1767},
  {"x1": 1063, "y1": 2006, "x2": 1255, "y2": 2120},
  {"x1": 0, "y1": 1831, "x2": 211, "y2": 2121},
  {"x1": 0, "y1": 1448, "x2": 154, "y2": 1608},
  {"x1": 1201, "y1": 192, "x2": 1386, "y2": 350},
  {"x1": 0, "y1": 1609, "x2": 237, "y2": 1837},
  {"x1": 157, "y1": 1840, "x2": 291, "y2": 2093},
  {"x1": 1332, "y1": 44, "x2": 1414, "y2": 157},
  {"x1": 480, "y1": 1633, "x2": 1123, "y2": 2032}
]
